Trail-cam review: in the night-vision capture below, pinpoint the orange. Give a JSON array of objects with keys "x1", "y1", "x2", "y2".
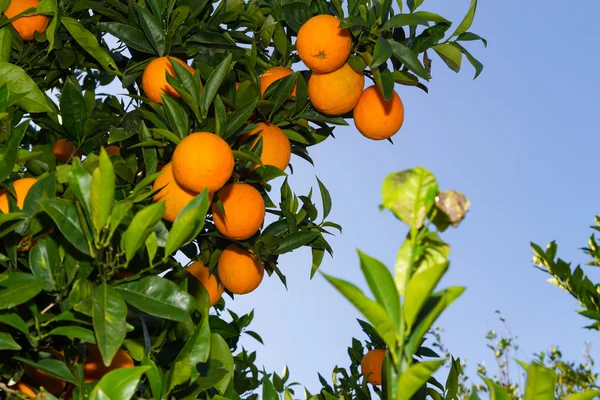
[
  {"x1": 16, "y1": 381, "x2": 36, "y2": 397},
  {"x1": 212, "y1": 183, "x2": 265, "y2": 240},
  {"x1": 142, "y1": 56, "x2": 195, "y2": 104},
  {"x1": 241, "y1": 122, "x2": 291, "y2": 171},
  {"x1": 0, "y1": 178, "x2": 37, "y2": 213},
  {"x1": 172, "y1": 132, "x2": 234, "y2": 193},
  {"x1": 4, "y1": 0, "x2": 49, "y2": 41},
  {"x1": 361, "y1": 348, "x2": 385, "y2": 385},
  {"x1": 84, "y1": 345, "x2": 134, "y2": 383},
  {"x1": 260, "y1": 67, "x2": 297, "y2": 96},
  {"x1": 187, "y1": 261, "x2": 224, "y2": 306},
  {"x1": 22, "y1": 349, "x2": 67, "y2": 396},
  {"x1": 52, "y1": 138, "x2": 82, "y2": 161},
  {"x1": 354, "y1": 85, "x2": 404, "y2": 140},
  {"x1": 217, "y1": 244, "x2": 264, "y2": 295},
  {"x1": 152, "y1": 163, "x2": 197, "y2": 222},
  {"x1": 297, "y1": 15, "x2": 352, "y2": 73},
  {"x1": 308, "y1": 63, "x2": 364, "y2": 115},
  {"x1": 105, "y1": 145, "x2": 120, "y2": 156}
]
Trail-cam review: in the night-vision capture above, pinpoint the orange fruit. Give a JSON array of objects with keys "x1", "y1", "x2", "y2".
[
  {"x1": 260, "y1": 67, "x2": 296, "y2": 96},
  {"x1": 4, "y1": 0, "x2": 49, "y2": 41},
  {"x1": 212, "y1": 183, "x2": 265, "y2": 240},
  {"x1": 105, "y1": 145, "x2": 121, "y2": 156},
  {"x1": 0, "y1": 178, "x2": 37, "y2": 213},
  {"x1": 22, "y1": 349, "x2": 67, "y2": 396},
  {"x1": 241, "y1": 122, "x2": 291, "y2": 171},
  {"x1": 187, "y1": 261, "x2": 224, "y2": 306},
  {"x1": 354, "y1": 85, "x2": 404, "y2": 140},
  {"x1": 218, "y1": 244, "x2": 264, "y2": 294},
  {"x1": 172, "y1": 132, "x2": 234, "y2": 193},
  {"x1": 84, "y1": 345, "x2": 134, "y2": 383},
  {"x1": 361, "y1": 348, "x2": 385, "y2": 385},
  {"x1": 52, "y1": 138, "x2": 82, "y2": 161},
  {"x1": 152, "y1": 163, "x2": 197, "y2": 222},
  {"x1": 16, "y1": 381, "x2": 37, "y2": 397},
  {"x1": 308, "y1": 62, "x2": 364, "y2": 115},
  {"x1": 142, "y1": 56, "x2": 195, "y2": 104},
  {"x1": 297, "y1": 15, "x2": 352, "y2": 73}
]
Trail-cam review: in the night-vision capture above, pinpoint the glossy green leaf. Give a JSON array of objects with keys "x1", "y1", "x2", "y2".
[
  {"x1": 199, "y1": 333, "x2": 234, "y2": 394},
  {"x1": 162, "y1": 95, "x2": 189, "y2": 139},
  {"x1": 91, "y1": 149, "x2": 115, "y2": 233},
  {"x1": 0, "y1": 63, "x2": 52, "y2": 112},
  {"x1": 0, "y1": 313, "x2": 28, "y2": 334},
  {"x1": 0, "y1": 272, "x2": 45, "y2": 310},
  {"x1": 89, "y1": 366, "x2": 150, "y2": 400},
  {"x1": 68, "y1": 159, "x2": 93, "y2": 220},
  {"x1": 275, "y1": 231, "x2": 319, "y2": 254},
  {"x1": 387, "y1": 41, "x2": 429, "y2": 80},
  {"x1": 397, "y1": 360, "x2": 444, "y2": 400},
  {"x1": 121, "y1": 202, "x2": 164, "y2": 262},
  {"x1": 371, "y1": 36, "x2": 393, "y2": 69},
  {"x1": 61, "y1": 77, "x2": 89, "y2": 140},
  {"x1": 38, "y1": 199, "x2": 90, "y2": 255},
  {"x1": 403, "y1": 261, "x2": 448, "y2": 331},
  {"x1": 29, "y1": 236, "x2": 60, "y2": 291},
  {"x1": 452, "y1": 0, "x2": 477, "y2": 37},
  {"x1": 48, "y1": 326, "x2": 96, "y2": 343},
  {"x1": 93, "y1": 284, "x2": 127, "y2": 367},
  {"x1": 564, "y1": 390, "x2": 600, "y2": 400},
  {"x1": 381, "y1": 14, "x2": 428, "y2": 30},
  {"x1": 0, "y1": 27, "x2": 11, "y2": 63},
  {"x1": 97, "y1": 22, "x2": 154, "y2": 54},
  {"x1": 263, "y1": 377, "x2": 279, "y2": 400},
  {"x1": 480, "y1": 376, "x2": 511, "y2": 400},
  {"x1": 524, "y1": 363, "x2": 555, "y2": 400},
  {"x1": 433, "y1": 43, "x2": 462, "y2": 73},
  {"x1": 412, "y1": 11, "x2": 450, "y2": 24},
  {"x1": 0, "y1": 332, "x2": 21, "y2": 350},
  {"x1": 0, "y1": 121, "x2": 26, "y2": 181},
  {"x1": 311, "y1": 247, "x2": 325, "y2": 279},
  {"x1": 200, "y1": 54, "x2": 232, "y2": 116},
  {"x1": 14, "y1": 356, "x2": 78, "y2": 384},
  {"x1": 457, "y1": 32, "x2": 487, "y2": 47},
  {"x1": 115, "y1": 276, "x2": 195, "y2": 321},
  {"x1": 381, "y1": 167, "x2": 438, "y2": 229},
  {"x1": 339, "y1": 15, "x2": 369, "y2": 28},
  {"x1": 224, "y1": 98, "x2": 258, "y2": 139},
  {"x1": 164, "y1": 190, "x2": 210, "y2": 256},
  {"x1": 141, "y1": 357, "x2": 163, "y2": 399},
  {"x1": 455, "y1": 42, "x2": 484, "y2": 79},
  {"x1": 137, "y1": 6, "x2": 165, "y2": 56}
]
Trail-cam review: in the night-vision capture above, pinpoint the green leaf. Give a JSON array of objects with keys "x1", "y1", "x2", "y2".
[
  {"x1": 564, "y1": 390, "x2": 600, "y2": 400},
  {"x1": 200, "y1": 54, "x2": 232, "y2": 116},
  {"x1": 0, "y1": 27, "x2": 12, "y2": 63},
  {"x1": 263, "y1": 377, "x2": 279, "y2": 400},
  {"x1": 68, "y1": 159, "x2": 93, "y2": 221},
  {"x1": 397, "y1": 360, "x2": 444, "y2": 400},
  {"x1": 29, "y1": 236, "x2": 61, "y2": 292},
  {"x1": 60, "y1": 77, "x2": 89, "y2": 140},
  {"x1": 480, "y1": 376, "x2": 511, "y2": 400},
  {"x1": 339, "y1": 15, "x2": 369, "y2": 28},
  {"x1": 524, "y1": 363, "x2": 555, "y2": 400},
  {"x1": 407, "y1": 0, "x2": 424, "y2": 12},
  {"x1": 141, "y1": 357, "x2": 163, "y2": 399},
  {"x1": 0, "y1": 332, "x2": 21, "y2": 350},
  {"x1": 381, "y1": 14, "x2": 429, "y2": 30},
  {"x1": 274, "y1": 231, "x2": 319, "y2": 254},
  {"x1": 371, "y1": 36, "x2": 392, "y2": 69},
  {"x1": 91, "y1": 149, "x2": 115, "y2": 233},
  {"x1": 137, "y1": 6, "x2": 166, "y2": 56},
  {"x1": 93, "y1": 284, "x2": 127, "y2": 367},
  {"x1": 310, "y1": 248, "x2": 325, "y2": 279},
  {"x1": 454, "y1": 42, "x2": 484, "y2": 79},
  {"x1": 0, "y1": 63, "x2": 53, "y2": 112},
  {"x1": 323, "y1": 273, "x2": 397, "y2": 351},
  {"x1": 121, "y1": 202, "x2": 164, "y2": 262},
  {"x1": 224, "y1": 98, "x2": 258, "y2": 139},
  {"x1": 433, "y1": 43, "x2": 462, "y2": 73},
  {"x1": 115, "y1": 276, "x2": 195, "y2": 322},
  {"x1": 403, "y1": 261, "x2": 448, "y2": 331},
  {"x1": 164, "y1": 190, "x2": 210, "y2": 257},
  {"x1": 247, "y1": 165, "x2": 287, "y2": 182},
  {"x1": 89, "y1": 366, "x2": 150, "y2": 400},
  {"x1": 97, "y1": 22, "x2": 155, "y2": 54},
  {"x1": 268, "y1": 73, "x2": 297, "y2": 117},
  {"x1": 0, "y1": 121, "x2": 26, "y2": 181},
  {"x1": 412, "y1": 11, "x2": 450, "y2": 24},
  {"x1": 381, "y1": 167, "x2": 438, "y2": 229},
  {"x1": 14, "y1": 356, "x2": 78, "y2": 384},
  {"x1": 281, "y1": 2, "x2": 311, "y2": 32},
  {"x1": 452, "y1": 0, "x2": 477, "y2": 37},
  {"x1": 38, "y1": 199, "x2": 91, "y2": 255},
  {"x1": 0, "y1": 313, "x2": 28, "y2": 334},
  {"x1": 457, "y1": 32, "x2": 487, "y2": 47},
  {"x1": 162, "y1": 95, "x2": 189, "y2": 139},
  {"x1": 316, "y1": 177, "x2": 332, "y2": 220},
  {"x1": 197, "y1": 333, "x2": 234, "y2": 394},
  {"x1": 387, "y1": 41, "x2": 429, "y2": 80},
  {"x1": 62, "y1": 17, "x2": 120, "y2": 75},
  {"x1": 48, "y1": 326, "x2": 96, "y2": 343},
  {"x1": 358, "y1": 250, "x2": 400, "y2": 329},
  {"x1": 0, "y1": 272, "x2": 45, "y2": 310}
]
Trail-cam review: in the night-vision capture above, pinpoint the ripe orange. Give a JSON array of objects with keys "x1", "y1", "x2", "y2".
[
  {"x1": 354, "y1": 85, "x2": 404, "y2": 140},
  {"x1": 260, "y1": 67, "x2": 297, "y2": 96},
  {"x1": 212, "y1": 183, "x2": 265, "y2": 240},
  {"x1": 361, "y1": 348, "x2": 385, "y2": 385},
  {"x1": 16, "y1": 381, "x2": 36, "y2": 397},
  {"x1": 52, "y1": 138, "x2": 82, "y2": 161},
  {"x1": 187, "y1": 261, "x2": 224, "y2": 306},
  {"x1": 218, "y1": 244, "x2": 264, "y2": 294},
  {"x1": 297, "y1": 15, "x2": 352, "y2": 73},
  {"x1": 105, "y1": 145, "x2": 121, "y2": 156},
  {"x1": 142, "y1": 56, "x2": 195, "y2": 104},
  {"x1": 0, "y1": 178, "x2": 37, "y2": 213},
  {"x1": 152, "y1": 163, "x2": 197, "y2": 222},
  {"x1": 84, "y1": 345, "x2": 134, "y2": 383},
  {"x1": 308, "y1": 63, "x2": 364, "y2": 115},
  {"x1": 22, "y1": 349, "x2": 66, "y2": 396},
  {"x1": 241, "y1": 122, "x2": 291, "y2": 171},
  {"x1": 172, "y1": 132, "x2": 234, "y2": 193},
  {"x1": 4, "y1": 0, "x2": 49, "y2": 41}
]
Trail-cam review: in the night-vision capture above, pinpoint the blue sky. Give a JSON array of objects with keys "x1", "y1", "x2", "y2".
[{"x1": 225, "y1": 0, "x2": 600, "y2": 391}]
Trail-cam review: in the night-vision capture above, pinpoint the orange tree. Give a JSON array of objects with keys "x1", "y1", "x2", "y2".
[{"x1": 0, "y1": 0, "x2": 487, "y2": 398}]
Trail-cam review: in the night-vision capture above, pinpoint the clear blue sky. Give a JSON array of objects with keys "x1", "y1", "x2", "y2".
[{"x1": 225, "y1": 0, "x2": 600, "y2": 391}]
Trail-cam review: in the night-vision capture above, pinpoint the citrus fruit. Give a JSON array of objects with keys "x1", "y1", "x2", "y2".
[
  {"x1": 4, "y1": 0, "x2": 49, "y2": 41},
  {"x1": 172, "y1": 132, "x2": 234, "y2": 193},
  {"x1": 16, "y1": 381, "x2": 36, "y2": 397},
  {"x1": 84, "y1": 345, "x2": 134, "y2": 383},
  {"x1": 354, "y1": 85, "x2": 404, "y2": 140},
  {"x1": 212, "y1": 183, "x2": 265, "y2": 240},
  {"x1": 0, "y1": 177, "x2": 37, "y2": 213},
  {"x1": 241, "y1": 122, "x2": 291, "y2": 171},
  {"x1": 308, "y1": 62, "x2": 364, "y2": 115},
  {"x1": 142, "y1": 56, "x2": 194, "y2": 104},
  {"x1": 187, "y1": 261, "x2": 224, "y2": 307},
  {"x1": 361, "y1": 348, "x2": 385, "y2": 385},
  {"x1": 260, "y1": 66, "x2": 296, "y2": 96},
  {"x1": 22, "y1": 349, "x2": 66, "y2": 396},
  {"x1": 105, "y1": 145, "x2": 120, "y2": 156},
  {"x1": 52, "y1": 138, "x2": 82, "y2": 161},
  {"x1": 152, "y1": 163, "x2": 197, "y2": 222},
  {"x1": 297, "y1": 15, "x2": 352, "y2": 73},
  {"x1": 218, "y1": 244, "x2": 264, "y2": 294}
]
